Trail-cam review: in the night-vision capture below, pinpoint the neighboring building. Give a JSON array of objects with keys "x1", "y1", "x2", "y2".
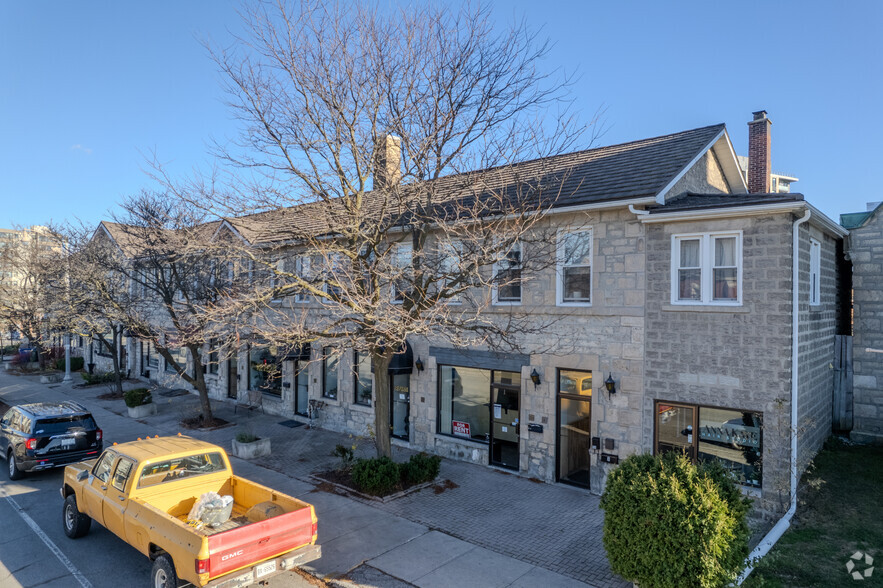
[
  {"x1": 82, "y1": 111, "x2": 846, "y2": 519},
  {"x1": 841, "y1": 201, "x2": 883, "y2": 446}
]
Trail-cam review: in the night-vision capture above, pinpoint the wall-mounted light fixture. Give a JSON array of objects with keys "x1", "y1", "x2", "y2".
[
  {"x1": 415, "y1": 357, "x2": 425, "y2": 372},
  {"x1": 604, "y1": 373, "x2": 616, "y2": 395},
  {"x1": 530, "y1": 368, "x2": 541, "y2": 387}
]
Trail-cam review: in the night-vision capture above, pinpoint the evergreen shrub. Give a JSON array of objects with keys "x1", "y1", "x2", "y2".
[
  {"x1": 351, "y1": 456, "x2": 401, "y2": 496},
  {"x1": 600, "y1": 452, "x2": 751, "y2": 588},
  {"x1": 124, "y1": 387, "x2": 152, "y2": 408},
  {"x1": 54, "y1": 357, "x2": 85, "y2": 371},
  {"x1": 400, "y1": 453, "x2": 441, "y2": 485}
]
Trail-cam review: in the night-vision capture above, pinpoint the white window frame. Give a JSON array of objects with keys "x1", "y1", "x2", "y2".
[
  {"x1": 493, "y1": 240, "x2": 522, "y2": 305},
  {"x1": 670, "y1": 231, "x2": 743, "y2": 306},
  {"x1": 324, "y1": 253, "x2": 344, "y2": 299},
  {"x1": 809, "y1": 238, "x2": 821, "y2": 306},
  {"x1": 390, "y1": 242, "x2": 413, "y2": 304},
  {"x1": 294, "y1": 255, "x2": 312, "y2": 303},
  {"x1": 556, "y1": 228, "x2": 593, "y2": 306}
]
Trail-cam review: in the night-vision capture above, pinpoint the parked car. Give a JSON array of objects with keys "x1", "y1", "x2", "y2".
[
  {"x1": 1, "y1": 401, "x2": 103, "y2": 480},
  {"x1": 60, "y1": 436, "x2": 320, "y2": 587}
]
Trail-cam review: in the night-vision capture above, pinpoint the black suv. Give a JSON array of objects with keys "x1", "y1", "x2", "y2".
[{"x1": 1, "y1": 402, "x2": 103, "y2": 480}]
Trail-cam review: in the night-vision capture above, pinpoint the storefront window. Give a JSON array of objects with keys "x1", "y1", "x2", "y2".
[
  {"x1": 353, "y1": 352, "x2": 372, "y2": 406},
  {"x1": 323, "y1": 347, "x2": 338, "y2": 399},
  {"x1": 438, "y1": 365, "x2": 490, "y2": 442},
  {"x1": 207, "y1": 339, "x2": 219, "y2": 375},
  {"x1": 165, "y1": 345, "x2": 186, "y2": 374},
  {"x1": 249, "y1": 345, "x2": 282, "y2": 396},
  {"x1": 654, "y1": 401, "x2": 762, "y2": 488},
  {"x1": 146, "y1": 340, "x2": 159, "y2": 369}
]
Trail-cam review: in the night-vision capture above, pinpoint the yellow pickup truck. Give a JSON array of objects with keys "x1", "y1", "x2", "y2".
[{"x1": 60, "y1": 435, "x2": 320, "y2": 588}]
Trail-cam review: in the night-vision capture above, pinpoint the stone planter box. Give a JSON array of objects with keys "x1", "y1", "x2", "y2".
[
  {"x1": 231, "y1": 437, "x2": 271, "y2": 459},
  {"x1": 127, "y1": 403, "x2": 157, "y2": 418},
  {"x1": 40, "y1": 374, "x2": 62, "y2": 384}
]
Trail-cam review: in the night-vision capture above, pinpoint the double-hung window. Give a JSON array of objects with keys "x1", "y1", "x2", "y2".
[
  {"x1": 809, "y1": 239, "x2": 821, "y2": 306},
  {"x1": 557, "y1": 230, "x2": 592, "y2": 305},
  {"x1": 438, "y1": 240, "x2": 462, "y2": 303},
  {"x1": 324, "y1": 253, "x2": 343, "y2": 299},
  {"x1": 390, "y1": 242, "x2": 413, "y2": 304},
  {"x1": 294, "y1": 255, "x2": 313, "y2": 303},
  {"x1": 353, "y1": 351, "x2": 372, "y2": 406},
  {"x1": 672, "y1": 232, "x2": 741, "y2": 305},
  {"x1": 494, "y1": 241, "x2": 522, "y2": 304},
  {"x1": 323, "y1": 347, "x2": 339, "y2": 399}
]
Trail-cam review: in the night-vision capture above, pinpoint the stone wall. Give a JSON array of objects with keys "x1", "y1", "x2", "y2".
[
  {"x1": 796, "y1": 223, "x2": 839, "y2": 470},
  {"x1": 849, "y1": 210, "x2": 883, "y2": 445},
  {"x1": 644, "y1": 213, "x2": 794, "y2": 518}
]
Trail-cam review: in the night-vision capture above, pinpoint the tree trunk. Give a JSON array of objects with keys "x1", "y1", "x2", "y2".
[
  {"x1": 371, "y1": 352, "x2": 393, "y2": 458},
  {"x1": 189, "y1": 344, "x2": 214, "y2": 425},
  {"x1": 111, "y1": 327, "x2": 124, "y2": 396}
]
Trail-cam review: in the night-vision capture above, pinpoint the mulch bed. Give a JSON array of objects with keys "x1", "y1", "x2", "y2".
[
  {"x1": 96, "y1": 391, "x2": 125, "y2": 400},
  {"x1": 314, "y1": 468, "x2": 448, "y2": 500},
  {"x1": 180, "y1": 416, "x2": 233, "y2": 430}
]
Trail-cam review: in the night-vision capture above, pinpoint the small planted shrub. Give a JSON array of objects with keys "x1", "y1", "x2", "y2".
[
  {"x1": 351, "y1": 456, "x2": 401, "y2": 496},
  {"x1": 400, "y1": 453, "x2": 441, "y2": 485},
  {"x1": 82, "y1": 371, "x2": 117, "y2": 385},
  {"x1": 600, "y1": 452, "x2": 751, "y2": 588},
  {"x1": 236, "y1": 432, "x2": 258, "y2": 443},
  {"x1": 54, "y1": 357, "x2": 85, "y2": 371},
  {"x1": 332, "y1": 444, "x2": 355, "y2": 470},
  {"x1": 124, "y1": 387, "x2": 152, "y2": 408}
]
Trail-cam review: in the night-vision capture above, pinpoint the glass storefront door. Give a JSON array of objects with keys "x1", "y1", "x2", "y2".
[
  {"x1": 227, "y1": 351, "x2": 238, "y2": 399},
  {"x1": 557, "y1": 370, "x2": 592, "y2": 488},
  {"x1": 490, "y1": 371, "x2": 520, "y2": 470},
  {"x1": 391, "y1": 374, "x2": 410, "y2": 440},
  {"x1": 294, "y1": 360, "x2": 309, "y2": 416}
]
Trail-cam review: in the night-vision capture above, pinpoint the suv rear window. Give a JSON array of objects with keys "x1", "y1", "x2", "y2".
[{"x1": 33, "y1": 415, "x2": 97, "y2": 435}]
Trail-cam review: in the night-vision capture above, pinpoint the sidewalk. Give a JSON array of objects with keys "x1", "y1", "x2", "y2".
[{"x1": 0, "y1": 371, "x2": 627, "y2": 588}]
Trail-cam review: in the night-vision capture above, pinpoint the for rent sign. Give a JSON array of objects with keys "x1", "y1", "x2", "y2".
[{"x1": 452, "y1": 421, "x2": 471, "y2": 437}]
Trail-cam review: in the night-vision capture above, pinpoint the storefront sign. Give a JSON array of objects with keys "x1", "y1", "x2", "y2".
[{"x1": 452, "y1": 420, "x2": 471, "y2": 437}]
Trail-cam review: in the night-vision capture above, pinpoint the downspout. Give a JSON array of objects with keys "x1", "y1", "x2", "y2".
[
  {"x1": 628, "y1": 204, "x2": 649, "y2": 216},
  {"x1": 738, "y1": 207, "x2": 811, "y2": 583}
]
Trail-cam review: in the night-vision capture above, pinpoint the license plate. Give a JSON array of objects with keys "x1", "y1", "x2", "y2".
[
  {"x1": 60, "y1": 438, "x2": 75, "y2": 448},
  {"x1": 255, "y1": 560, "x2": 276, "y2": 578}
]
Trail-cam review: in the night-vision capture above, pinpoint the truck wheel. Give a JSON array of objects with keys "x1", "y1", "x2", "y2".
[
  {"x1": 152, "y1": 554, "x2": 178, "y2": 588},
  {"x1": 63, "y1": 495, "x2": 91, "y2": 538},
  {"x1": 7, "y1": 451, "x2": 23, "y2": 480}
]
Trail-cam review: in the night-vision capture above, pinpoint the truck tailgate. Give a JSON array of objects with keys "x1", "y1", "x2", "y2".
[{"x1": 207, "y1": 507, "x2": 315, "y2": 578}]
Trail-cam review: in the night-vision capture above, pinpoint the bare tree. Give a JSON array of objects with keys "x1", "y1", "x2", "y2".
[
  {"x1": 0, "y1": 227, "x2": 64, "y2": 368},
  {"x1": 69, "y1": 193, "x2": 243, "y2": 425},
  {"x1": 172, "y1": 0, "x2": 596, "y2": 456}
]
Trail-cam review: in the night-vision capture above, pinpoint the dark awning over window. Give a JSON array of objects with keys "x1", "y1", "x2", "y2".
[
  {"x1": 285, "y1": 343, "x2": 311, "y2": 361},
  {"x1": 370, "y1": 340, "x2": 414, "y2": 374}
]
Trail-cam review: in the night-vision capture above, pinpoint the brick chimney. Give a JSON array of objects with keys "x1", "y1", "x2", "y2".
[
  {"x1": 373, "y1": 134, "x2": 402, "y2": 188},
  {"x1": 747, "y1": 110, "x2": 771, "y2": 193}
]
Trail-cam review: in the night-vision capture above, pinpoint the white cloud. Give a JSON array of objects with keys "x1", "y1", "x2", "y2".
[{"x1": 70, "y1": 144, "x2": 93, "y2": 155}]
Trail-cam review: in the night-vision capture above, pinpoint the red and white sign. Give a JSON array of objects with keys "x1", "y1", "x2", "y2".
[{"x1": 452, "y1": 421, "x2": 471, "y2": 437}]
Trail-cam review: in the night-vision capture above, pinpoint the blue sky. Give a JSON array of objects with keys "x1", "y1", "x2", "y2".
[{"x1": 2, "y1": 1, "x2": 881, "y2": 228}]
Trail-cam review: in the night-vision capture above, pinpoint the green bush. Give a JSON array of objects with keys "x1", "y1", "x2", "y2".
[
  {"x1": 400, "y1": 453, "x2": 441, "y2": 485},
  {"x1": 351, "y1": 456, "x2": 401, "y2": 496},
  {"x1": 600, "y1": 452, "x2": 751, "y2": 588},
  {"x1": 332, "y1": 444, "x2": 355, "y2": 470},
  {"x1": 236, "y1": 432, "x2": 258, "y2": 443},
  {"x1": 124, "y1": 387, "x2": 152, "y2": 408},
  {"x1": 82, "y1": 371, "x2": 117, "y2": 385},
  {"x1": 54, "y1": 357, "x2": 85, "y2": 371}
]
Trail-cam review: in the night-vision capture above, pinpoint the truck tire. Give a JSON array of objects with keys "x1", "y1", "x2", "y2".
[
  {"x1": 7, "y1": 451, "x2": 23, "y2": 480},
  {"x1": 151, "y1": 554, "x2": 178, "y2": 588},
  {"x1": 63, "y1": 494, "x2": 92, "y2": 538}
]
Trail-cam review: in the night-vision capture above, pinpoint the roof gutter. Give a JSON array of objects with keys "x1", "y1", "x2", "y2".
[
  {"x1": 640, "y1": 202, "x2": 804, "y2": 223},
  {"x1": 737, "y1": 207, "x2": 811, "y2": 584}
]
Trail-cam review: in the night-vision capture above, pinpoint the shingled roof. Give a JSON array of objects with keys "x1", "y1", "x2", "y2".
[
  {"x1": 651, "y1": 192, "x2": 804, "y2": 214},
  {"x1": 222, "y1": 123, "x2": 728, "y2": 245}
]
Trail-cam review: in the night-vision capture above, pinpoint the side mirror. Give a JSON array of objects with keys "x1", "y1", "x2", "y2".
[{"x1": 76, "y1": 470, "x2": 88, "y2": 482}]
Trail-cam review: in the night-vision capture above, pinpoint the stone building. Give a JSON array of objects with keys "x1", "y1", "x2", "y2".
[
  {"x1": 82, "y1": 112, "x2": 846, "y2": 518},
  {"x1": 841, "y1": 202, "x2": 883, "y2": 445}
]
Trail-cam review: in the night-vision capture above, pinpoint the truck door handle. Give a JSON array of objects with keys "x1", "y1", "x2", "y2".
[
  {"x1": 101, "y1": 486, "x2": 107, "y2": 491},
  {"x1": 118, "y1": 495, "x2": 125, "y2": 501}
]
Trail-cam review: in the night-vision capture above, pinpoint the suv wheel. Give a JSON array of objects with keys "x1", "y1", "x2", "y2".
[
  {"x1": 7, "y1": 451, "x2": 23, "y2": 480},
  {"x1": 63, "y1": 494, "x2": 92, "y2": 538}
]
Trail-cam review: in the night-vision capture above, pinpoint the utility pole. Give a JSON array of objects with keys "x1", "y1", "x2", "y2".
[{"x1": 62, "y1": 332, "x2": 72, "y2": 383}]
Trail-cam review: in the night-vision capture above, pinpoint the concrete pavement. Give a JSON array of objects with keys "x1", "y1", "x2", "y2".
[{"x1": 0, "y1": 370, "x2": 627, "y2": 588}]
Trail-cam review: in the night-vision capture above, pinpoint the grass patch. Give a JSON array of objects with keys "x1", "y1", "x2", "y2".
[{"x1": 744, "y1": 438, "x2": 883, "y2": 587}]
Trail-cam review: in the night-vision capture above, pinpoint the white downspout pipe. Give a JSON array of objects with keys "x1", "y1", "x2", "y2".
[
  {"x1": 738, "y1": 207, "x2": 811, "y2": 583},
  {"x1": 628, "y1": 204, "x2": 649, "y2": 216}
]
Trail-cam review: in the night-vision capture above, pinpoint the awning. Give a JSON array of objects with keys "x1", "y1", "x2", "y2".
[
  {"x1": 370, "y1": 340, "x2": 414, "y2": 374},
  {"x1": 284, "y1": 343, "x2": 311, "y2": 361}
]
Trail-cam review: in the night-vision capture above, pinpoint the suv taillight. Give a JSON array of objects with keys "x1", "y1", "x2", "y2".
[
  {"x1": 196, "y1": 558, "x2": 210, "y2": 575},
  {"x1": 25, "y1": 438, "x2": 37, "y2": 450},
  {"x1": 96, "y1": 429, "x2": 103, "y2": 441}
]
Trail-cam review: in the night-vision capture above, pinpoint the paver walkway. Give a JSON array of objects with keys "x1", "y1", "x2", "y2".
[{"x1": 2, "y1": 371, "x2": 628, "y2": 587}]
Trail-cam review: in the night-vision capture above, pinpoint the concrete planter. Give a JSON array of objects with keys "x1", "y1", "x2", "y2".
[
  {"x1": 40, "y1": 374, "x2": 62, "y2": 384},
  {"x1": 127, "y1": 403, "x2": 157, "y2": 418},
  {"x1": 231, "y1": 437, "x2": 271, "y2": 459}
]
